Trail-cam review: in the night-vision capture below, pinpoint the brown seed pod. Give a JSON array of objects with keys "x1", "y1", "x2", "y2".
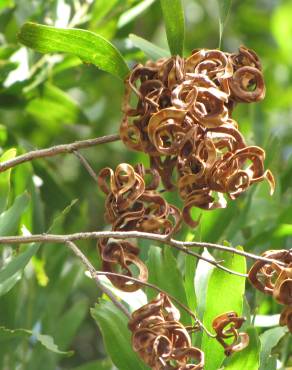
[
  {"x1": 129, "y1": 293, "x2": 204, "y2": 370},
  {"x1": 98, "y1": 164, "x2": 181, "y2": 291},
  {"x1": 279, "y1": 306, "x2": 292, "y2": 333},
  {"x1": 212, "y1": 312, "x2": 249, "y2": 356},
  {"x1": 119, "y1": 46, "x2": 273, "y2": 228},
  {"x1": 248, "y1": 249, "x2": 292, "y2": 297}
]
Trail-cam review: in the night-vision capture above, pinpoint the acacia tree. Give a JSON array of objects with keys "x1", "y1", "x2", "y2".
[{"x1": 0, "y1": 1, "x2": 291, "y2": 369}]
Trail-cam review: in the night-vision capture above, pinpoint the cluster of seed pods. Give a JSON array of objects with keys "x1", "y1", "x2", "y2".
[
  {"x1": 97, "y1": 163, "x2": 181, "y2": 291},
  {"x1": 120, "y1": 46, "x2": 274, "y2": 226},
  {"x1": 248, "y1": 249, "x2": 292, "y2": 333},
  {"x1": 96, "y1": 46, "x2": 289, "y2": 370}
]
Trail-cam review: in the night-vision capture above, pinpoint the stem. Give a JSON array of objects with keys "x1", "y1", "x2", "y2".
[
  {"x1": 66, "y1": 241, "x2": 131, "y2": 319},
  {"x1": 66, "y1": 241, "x2": 215, "y2": 336},
  {"x1": 91, "y1": 270, "x2": 215, "y2": 337},
  {"x1": 0, "y1": 230, "x2": 285, "y2": 268},
  {"x1": 73, "y1": 150, "x2": 98, "y2": 184},
  {"x1": 0, "y1": 134, "x2": 120, "y2": 173}
]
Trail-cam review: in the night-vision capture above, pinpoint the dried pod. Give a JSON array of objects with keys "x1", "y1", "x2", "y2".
[
  {"x1": 248, "y1": 249, "x2": 292, "y2": 296},
  {"x1": 212, "y1": 312, "x2": 249, "y2": 356},
  {"x1": 279, "y1": 306, "x2": 292, "y2": 333},
  {"x1": 129, "y1": 293, "x2": 205, "y2": 369},
  {"x1": 98, "y1": 164, "x2": 181, "y2": 291},
  {"x1": 120, "y1": 46, "x2": 273, "y2": 225}
]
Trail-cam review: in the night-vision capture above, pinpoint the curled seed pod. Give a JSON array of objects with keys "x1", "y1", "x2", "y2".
[
  {"x1": 98, "y1": 164, "x2": 181, "y2": 291},
  {"x1": 271, "y1": 263, "x2": 292, "y2": 305},
  {"x1": 212, "y1": 312, "x2": 249, "y2": 356},
  {"x1": 120, "y1": 46, "x2": 273, "y2": 228},
  {"x1": 279, "y1": 306, "x2": 292, "y2": 333},
  {"x1": 248, "y1": 249, "x2": 292, "y2": 296},
  {"x1": 129, "y1": 293, "x2": 204, "y2": 370}
]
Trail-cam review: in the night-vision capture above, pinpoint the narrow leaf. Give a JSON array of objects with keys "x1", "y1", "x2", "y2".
[
  {"x1": 0, "y1": 148, "x2": 17, "y2": 213},
  {"x1": 0, "y1": 193, "x2": 30, "y2": 236},
  {"x1": 201, "y1": 246, "x2": 246, "y2": 370},
  {"x1": 217, "y1": 0, "x2": 233, "y2": 48},
  {"x1": 0, "y1": 243, "x2": 39, "y2": 296},
  {"x1": 0, "y1": 326, "x2": 72, "y2": 355},
  {"x1": 118, "y1": 0, "x2": 156, "y2": 28},
  {"x1": 91, "y1": 300, "x2": 148, "y2": 370},
  {"x1": 129, "y1": 34, "x2": 170, "y2": 60},
  {"x1": 159, "y1": 0, "x2": 185, "y2": 55},
  {"x1": 18, "y1": 22, "x2": 129, "y2": 80}
]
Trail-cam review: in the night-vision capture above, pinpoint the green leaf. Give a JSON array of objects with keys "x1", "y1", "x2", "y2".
[
  {"x1": 26, "y1": 83, "x2": 87, "y2": 128},
  {"x1": 0, "y1": 243, "x2": 39, "y2": 296},
  {"x1": 224, "y1": 327, "x2": 260, "y2": 370},
  {"x1": 90, "y1": 0, "x2": 119, "y2": 27},
  {"x1": 159, "y1": 0, "x2": 185, "y2": 55},
  {"x1": 0, "y1": 193, "x2": 30, "y2": 236},
  {"x1": 129, "y1": 34, "x2": 170, "y2": 60},
  {"x1": 0, "y1": 326, "x2": 72, "y2": 355},
  {"x1": 91, "y1": 300, "x2": 148, "y2": 370},
  {"x1": 18, "y1": 22, "x2": 129, "y2": 80},
  {"x1": 201, "y1": 246, "x2": 246, "y2": 370},
  {"x1": 0, "y1": 0, "x2": 14, "y2": 11},
  {"x1": 259, "y1": 327, "x2": 287, "y2": 370},
  {"x1": 217, "y1": 0, "x2": 233, "y2": 48},
  {"x1": 73, "y1": 359, "x2": 113, "y2": 370},
  {"x1": 147, "y1": 246, "x2": 190, "y2": 325},
  {"x1": 118, "y1": 0, "x2": 156, "y2": 28},
  {"x1": 55, "y1": 299, "x2": 89, "y2": 350},
  {"x1": 0, "y1": 148, "x2": 17, "y2": 213}
]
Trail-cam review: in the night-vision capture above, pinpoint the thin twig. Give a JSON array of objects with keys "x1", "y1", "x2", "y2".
[
  {"x1": 0, "y1": 230, "x2": 285, "y2": 268},
  {"x1": 0, "y1": 134, "x2": 120, "y2": 173},
  {"x1": 90, "y1": 270, "x2": 215, "y2": 337},
  {"x1": 73, "y1": 150, "x2": 98, "y2": 183},
  {"x1": 66, "y1": 240, "x2": 131, "y2": 319}
]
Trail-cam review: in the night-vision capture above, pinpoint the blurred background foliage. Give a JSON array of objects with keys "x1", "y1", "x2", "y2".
[{"x1": 0, "y1": 0, "x2": 291, "y2": 369}]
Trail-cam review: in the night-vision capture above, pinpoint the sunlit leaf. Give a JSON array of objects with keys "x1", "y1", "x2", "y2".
[
  {"x1": 18, "y1": 23, "x2": 129, "y2": 80},
  {"x1": 159, "y1": 0, "x2": 184, "y2": 55},
  {"x1": 129, "y1": 34, "x2": 170, "y2": 60},
  {"x1": 201, "y1": 246, "x2": 246, "y2": 370},
  {"x1": 91, "y1": 300, "x2": 148, "y2": 370}
]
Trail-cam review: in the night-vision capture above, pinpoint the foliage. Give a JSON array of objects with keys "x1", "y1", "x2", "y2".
[{"x1": 0, "y1": 0, "x2": 291, "y2": 369}]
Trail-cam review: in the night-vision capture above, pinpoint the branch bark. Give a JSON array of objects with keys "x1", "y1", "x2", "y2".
[
  {"x1": 0, "y1": 134, "x2": 120, "y2": 173},
  {"x1": 0, "y1": 230, "x2": 284, "y2": 268}
]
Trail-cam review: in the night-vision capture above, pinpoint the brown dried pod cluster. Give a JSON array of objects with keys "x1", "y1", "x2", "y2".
[
  {"x1": 248, "y1": 249, "x2": 292, "y2": 333},
  {"x1": 128, "y1": 293, "x2": 204, "y2": 370},
  {"x1": 120, "y1": 46, "x2": 275, "y2": 227},
  {"x1": 212, "y1": 312, "x2": 249, "y2": 356},
  {"x1": 97, "y1": 163, "x2": 181, "y2": 291}
]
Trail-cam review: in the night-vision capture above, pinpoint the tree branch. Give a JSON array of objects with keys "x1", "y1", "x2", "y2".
[
  {"x1": 66, "y1": 240, "x2": 131, "y2": 319},
  {"x1": 0, "y1": 230, "x2": 285, "y2": 268},
  {"x1": 0, "y1": 133, "x2": 120, "y2": 173}
]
